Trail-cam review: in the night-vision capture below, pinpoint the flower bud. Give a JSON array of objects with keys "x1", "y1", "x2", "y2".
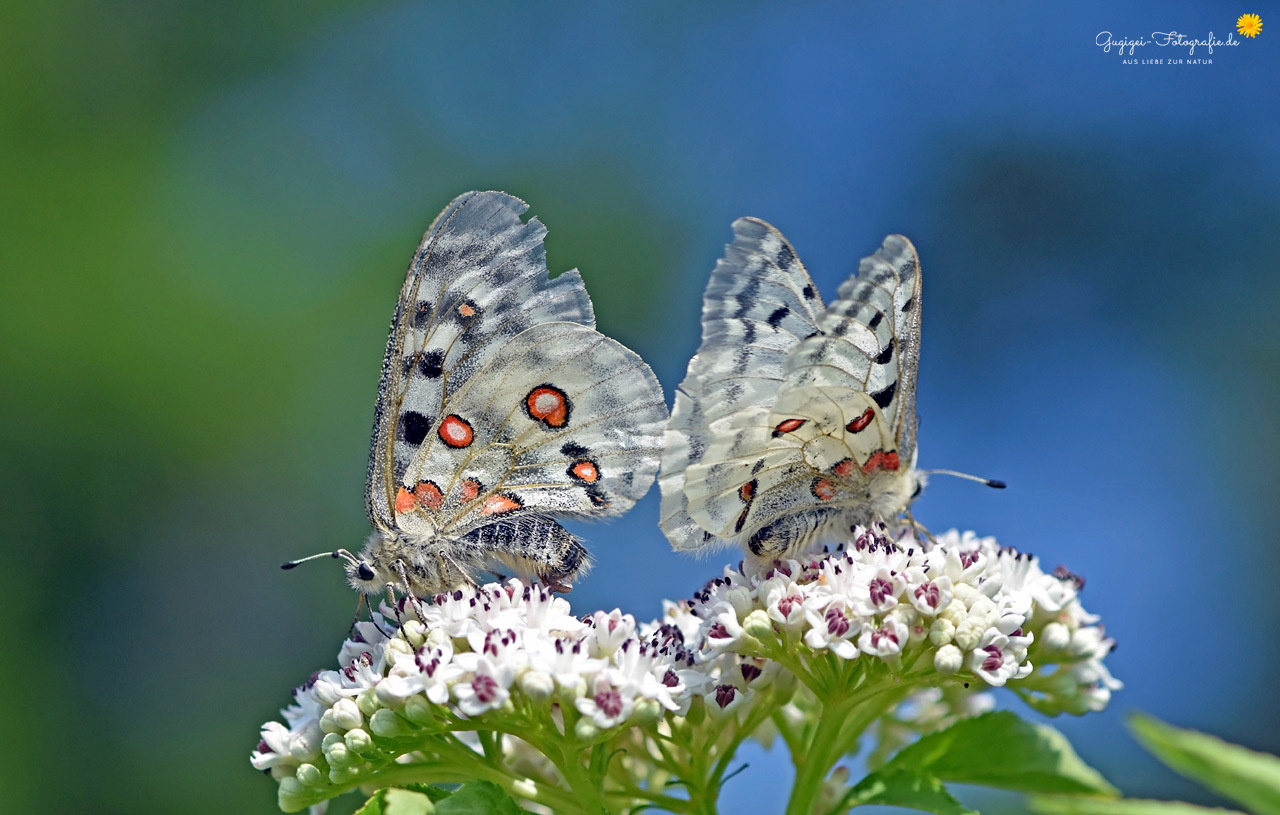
[
  {"x1": 294, "y1": 762, "x2": 324, "y2": 788},
  {"x1": 742, "y1": 609, "x2": 775, "y2": 640},
  {"x1": 518, "y1": 670, "x2": 555, "y2": 703},
  {"x1": 356, "y1": 688, "x2": 380, "y2": 717},
  {"x1": 385, "y1": 637, "x2": 412, "y2": 659},
  {"x1": 403, "y1": 694, "x2": 438, "y2": 725},
  {"x1": 1041, "y1": 622, "x2": 1071, "y2": 651},
  {"x1": 928, "y1": 618, "x2": 955, "y2": 646},
  {"x1": 333, "y1": 698, "x2": 364, "y2": 731},
  {"x1": 344, "y1": 728, "x2": 373, "y2": 755},
  {"x1": 277, "y1": 777, "x2": 309, "y2": 812},
  {"x1": 934, "y1": 644, "x2": 963, "y2": 675},
  {"x1": 369, "y1": 708, "x2": 412, "y2": 739},
  {"x1": 401, "y1": 620, "x2": 426, "y2": 648}
]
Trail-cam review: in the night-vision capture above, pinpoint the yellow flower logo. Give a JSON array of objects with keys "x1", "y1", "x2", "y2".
[{"x1": 1237, "y1": 13, "x2": 1262, "y2": 37}]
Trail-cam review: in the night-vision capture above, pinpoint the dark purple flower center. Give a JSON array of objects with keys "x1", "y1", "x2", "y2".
[
  {"x1": 914, "y1": 581, "x2": 941, "y2": 609},
  {"x1": 869, "y1": 577, "x2": 895, "y2": 606},
  {"x1": 825, "y1": 607, "x2": 850, "y2": 636},
  {"x1": 981, "y1": 644, "x2": 1004, "y2": 673},
  {"x1": 595, "y1": 688, "x2": 624, "y2": 718},
  {"x1": 715, "y1": 684, "x2": 738, "y2": 708},
  {"x1": 473, "y1": 674, "x2": 500, "y2": 703}
]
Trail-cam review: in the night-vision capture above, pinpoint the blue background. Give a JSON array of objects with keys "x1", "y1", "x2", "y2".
[{"x1": 2, "y1": 1, "x2": 1276, "y2": 812}]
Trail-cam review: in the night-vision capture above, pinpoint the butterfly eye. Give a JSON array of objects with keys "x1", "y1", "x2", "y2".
[{"x1": 358, "y1": 562, "x2": 375, "y2": 582}]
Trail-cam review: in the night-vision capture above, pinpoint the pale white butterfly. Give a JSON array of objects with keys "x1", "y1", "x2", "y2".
[
  {"x1": 286, "y1": 192, "x2": 668, "y2": 596},
  {"x1": 659, "y1": 219, "x2": 999, "y2": 561}
]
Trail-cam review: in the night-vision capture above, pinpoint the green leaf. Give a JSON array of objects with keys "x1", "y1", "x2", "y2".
[
  {"x1": 433, "y1": 781, "x2": 527, "y2": 815},
  {"x1": 384, "y1": 788, "x2": 437, "y2": 815},
  {"x1": 884, "y1": 711, "x2": 1117, "y2": 796},
  {"x1": 849, "y1": 768, "x2": 978, "y2": 815},
  {"x1": 1031, "y1": 794, "x2": 1245, "y2": 815},
  {"x1": 354, "y1": 785, "x2": 454, "y2": 815},
  {"x1": 1129, "y1": 713, "x2": 1280, "y2": 815}
]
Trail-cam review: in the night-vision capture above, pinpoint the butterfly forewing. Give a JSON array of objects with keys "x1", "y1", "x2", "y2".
[
  {"x1": 660, "y1": 218, "x2": 826, "y2": 550},
  {"x1": 366, "y1": 192, "x2": 596, "y2": 531},
  {"x1": 355, "y1": 191, "x2": 666, "y2": 595}
]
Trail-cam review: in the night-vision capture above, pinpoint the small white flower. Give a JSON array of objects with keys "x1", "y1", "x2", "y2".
[
  {"x1": 584, "y1": 609, "x2": 636, "y2": 657},
  {"x1": 575, "y1": 676, "x2": 634, "y2": 729},
  {"x1": 452, "y1": 654, "x2": 516, "y2": 717},
  {"x1": 968, "y1": 629, "x2": 1027, "y2": 687},
  {"x1": 858, "y1": 618, "x2": 908, "y2": 659}
]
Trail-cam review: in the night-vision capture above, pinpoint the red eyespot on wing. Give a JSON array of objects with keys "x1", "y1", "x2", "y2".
[
  {"x1": 569, "y1": 460, "x2": 599, "y2": 483},
  {"x1": 526, "y1": 385, "x2": 571, "y2": 428},
  {"x1": 481, "y1": 493, "x2": 523, "y2": 515},
  {"x1": 834, "y1": 458, "x2": 854, "y2": 478},
  {"x1": 395, "y1": 486, "x2": 417, "y2": 513},
  {"x1": 846, "y1": 408, "x2": 875, "y2": 434},
  {"x1": 811, "y1": 479, "x2": 837, "y2": 501},
  {"x1": 458, "y1": 303, "x2": 476, "y2": 318},
  {"x1": 438, "y1": 415, "x2": 474, "y2": 448},
  {"x1": 774, "y1": 418, "x2": 806, "y2": 435},
  {"x1": 461, "y1": 479, "x2": 483, "y2": 501},
  {"x1": 738, "y1": 479, "x2": 757, "y2": 503},
  {"x1": 861, "y1": 450, "x2": 902, "y2": 474},
  {"x1": 415, "y1": 480, "x2": 443, "y2": 511}
]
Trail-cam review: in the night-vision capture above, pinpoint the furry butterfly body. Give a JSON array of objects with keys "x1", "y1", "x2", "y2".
[
  {"x1": 660, "y1": 220, "x2": 925, "y2": 561},
  {"x1": 348, "y1": 191, "x2": 667, "y2": 596}
]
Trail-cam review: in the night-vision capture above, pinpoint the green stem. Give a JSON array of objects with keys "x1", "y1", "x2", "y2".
[{"x1": 785, "y1": 696, "x2": 857, "y2": 815}]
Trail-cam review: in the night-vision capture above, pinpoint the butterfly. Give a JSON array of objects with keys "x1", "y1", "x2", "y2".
[
  {"x1": 660, "y1": 219, "x2": 952, "y2": 562},
  {"x1": 287, "y1": 192, "x2": 668, "y2": 597}
]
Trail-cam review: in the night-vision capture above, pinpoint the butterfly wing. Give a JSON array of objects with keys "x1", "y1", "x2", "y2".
[
  {"x1": 659, "y1": 217, "x2": 826, "y2": 551},
  {"x1": 390, "y1": 320, "x2": 667, "y2": 534},
  {"x1": 669, "y1": 231, "x2": 924, "y2": 558},
  {"x1": 366, "y1": 191, "x2": 597, "y2": 532}
]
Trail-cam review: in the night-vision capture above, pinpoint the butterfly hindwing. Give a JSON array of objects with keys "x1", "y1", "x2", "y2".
[{"x1": 393, "y1": 320, "x2": 666, "y2": 536}]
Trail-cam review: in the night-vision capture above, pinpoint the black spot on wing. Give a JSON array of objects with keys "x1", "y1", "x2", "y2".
[
  {"x1": 767, "y1": 306, "x2": 789, "y2": 328},
  {"x1": 419, "y1": 349, "x2": 444, "y2": 378},
  {"x1": 874, "y1": 338, "x2": 895, "y2": 365},
  {"x1": 802, "y1": 284, "x2": 816, "y2": 300},
  {"x1": 902, "y1": 296, "x2": 915, "y2": 314},
  {"x1": 776, "y1": 243, "x2": 795, "y2": 269},
  {"x1": 401, "y1": 411, "x2": 433, "y2": 446},
  {"x1": 561, "y1": 441, "x2": 590, "y2": 457},
  {"x1": 871, "y1": 380, "x2": 897, "y2": 409},
  {"x1": 868, "y1": 311, "x2": 884, "y2": 329},
  {"x1": 412, "y1": 301, "x2": 434, "y2": 329}
]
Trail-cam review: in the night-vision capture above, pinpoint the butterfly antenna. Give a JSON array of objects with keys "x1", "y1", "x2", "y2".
[
  {"x1": 281, "y1": 549, "x2": 361, "y2": 570},
  {"x1": 920, "y1": 469, "x2": 1006, "y2": 489}
]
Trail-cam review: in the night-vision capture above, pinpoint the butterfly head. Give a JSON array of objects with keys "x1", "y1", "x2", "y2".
[{"x1": 344, "y1": 538, "x2": 386, "y2": 596}]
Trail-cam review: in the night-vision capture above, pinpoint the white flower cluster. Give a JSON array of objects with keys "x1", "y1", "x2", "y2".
[
  {"x1": 252, "y1": 528, "x2": 1119, "y2": 808},
  {"x1": 252, "y1": 581, "x2": 710, "y2": 805},
  {"x1": 667, "y1": 527, "x2": 1121, "y2": 717}
]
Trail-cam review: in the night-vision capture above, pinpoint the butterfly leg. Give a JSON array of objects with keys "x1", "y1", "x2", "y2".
[
  {"x1": 392, "y1": 559, "x2": 430, "y2": 626},
  {"x1": 902, "y1": 511, "x2": 937, "y2": 548}
]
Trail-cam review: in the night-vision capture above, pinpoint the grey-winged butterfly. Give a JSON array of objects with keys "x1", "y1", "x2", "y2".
[
  {"x1": 660, "y1": 219, "x2": 999, "y2": 562},
  {"x1": 287, "y1": 192, "x2": 668, "y2": 597}
]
